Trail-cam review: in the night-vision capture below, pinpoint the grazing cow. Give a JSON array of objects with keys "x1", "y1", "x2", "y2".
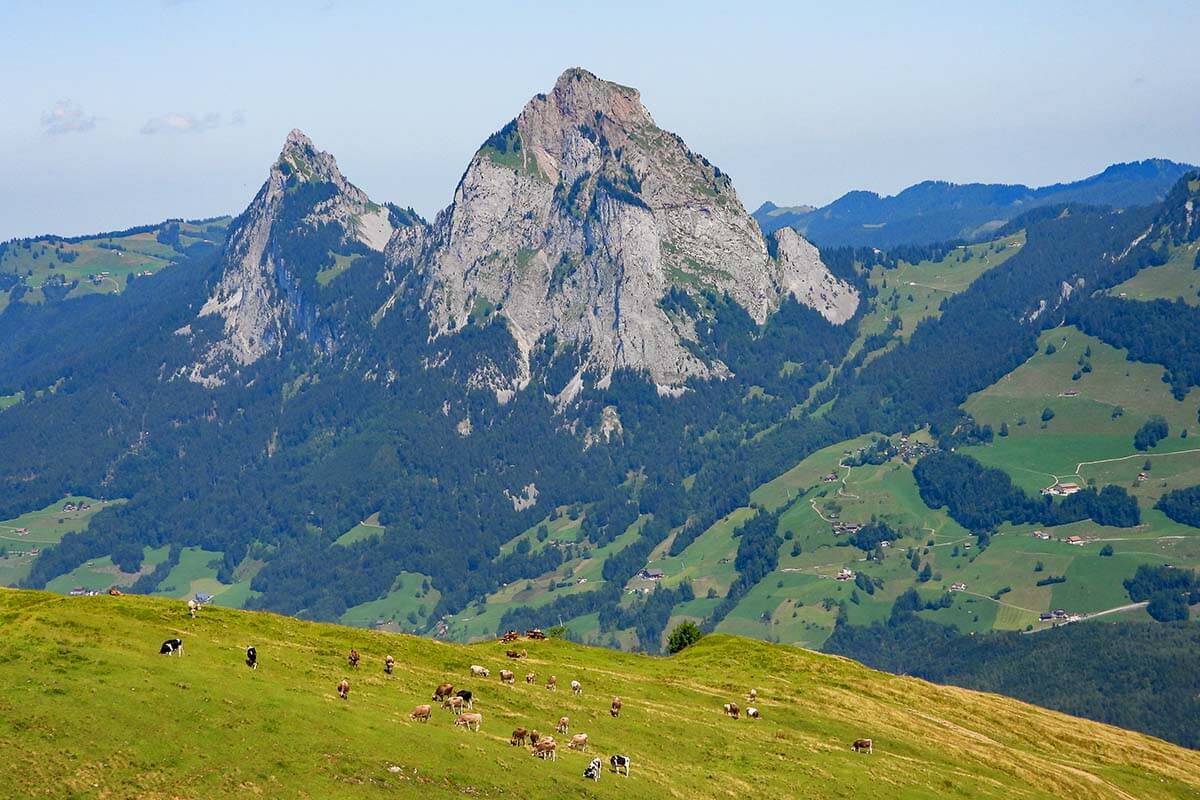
[
  {"x1": 348, "y1": 649, "x2": 360, "y2": 669},
  {"x1": 470, "y1": 664, "x2": 490, "y2": 678},
  {"x1": 852, "y1": 738, "x2": 873, "y2": 754},
  {"x1": 108, "y1": 587, "x2": 122, "y2": 597},
  {"x1": 723, "y1": 702, "x2": 740, "y2": 719},
  {"x1": 610, "y1": 754, "x2": 631, "y2": 776},
  {"x1": 506, "y1": 648, "x2": 527, "y2": 659},
  {"x1": 583, "y1": 757, "x2": 602, "y2": 781},
  {"x1": 570, "y1": 680, "x2": 582, "y2": 696},
  {"x1": 569, "y1": 733, "x2": 589, "y2": 751},
  {"x1": 337, "y1": 679, "x2": 350, "y2": 700},
  {"x1": 746, "y1": 707, "x2": 760, "y2": 719},
  {"x1": 748, "y1": 688, "x2": 758, "y2": 701},
  {"x1": 556, "y1": 716, "x2": 569, "y2": 734},
  {"x1": 384, "y1": 655, "x2": 395, "y2": 675},
  {"x1": 187, "y1": 599, "x2": 198, "y2": 618},
  {"x1": 500, "y1": 669, "x2": 515, "y2": 685},
  {"x1": 442, "y1": 695, "x2": 464, "y2": 713},
  {"x1": 533, "y1": 739, "x2": 557, "y2": 761},
  {"x1": 529, "y1": 730, "x2": 541, "y2": 746},
  {"x1": 454, "y1": 712, "x2": 482, "y2": 732},
  {"x1": 159, "y1": 638, "x2": 183, "y2": 656},
  {"x1": 610, "y1": 696, "x2": 622, "y2": 718},
  {"x1": 546, "y1": 675, "x2": 558, "y2": 691},
  {"x1": 455, "y1": 689, "x2": 473, "y2": 709},
  {"x1": 410, "y1": 704, "x2": 432, "y2": 722},
  {"x1": 510, "y1": 727, "x2": 528, "y2": 746},
  {"x1": 433, "y1": 683, "x2": 454, "y2": 701},
  {"x1": 525, "y1": 672, "x2": 536, "y2": 684},
  {"x1": 245, "y1": 646, "x2": 257, "y2": 670}
]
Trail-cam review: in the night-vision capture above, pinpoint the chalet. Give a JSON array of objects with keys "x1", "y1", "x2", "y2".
[
  {"x1": 15, "y1": 527, "x2": 28, "y2": 536},
  {"x1": 1032, "y1": 530, "x2": 1051, "y2": 540},
  {"x1": 63, "y1": 502, "x2": 77, "y2": 512},
  {"x1": 69, "y1": 587, "x2": 87, "y2": 596},
  {"x1": 1053, "y1": 609, "x2": 1068, "y2": 619},
  {"x1": 1066, "y1": 535, "x2": 1084, "y2": 546},
  {"x1": 950, "y1": 582, "x2": 967, "y2": 591},
  {"x1": 1039, "y1": 612, "x2": 1054, "y2": 621},
  {"x1": 822, "y1": 472, "x2": 839, "y2": 483},
  {"x1": 639, "y1": 568, "x2": 664, "y2": 581},
  {"x1": 1043, "y1": 482, "x2": 1082, "y2": 497},
  {"x1": 1059, "y1": 390, "x2": 1080, "y2": 398},
  {"x1": 835, "y1": 568, "x2": 854, "y2": 582}
]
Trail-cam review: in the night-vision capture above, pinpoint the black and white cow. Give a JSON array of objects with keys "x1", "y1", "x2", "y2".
[
  {"x1": 246, "y1": 646, "x2": 258, "y2": 669},
  {"x1": 455, "y1": 689, "x2": 473, "y2": 710},
  {"x1": 583, "y1": 758, "x2": 602, "y2": 781},
  {"x1": 610, "y1": 755, "x2": 630, "y2": 776},
  {"x1": 159, "y1": 638, "x2": 183, "y2": 656}
]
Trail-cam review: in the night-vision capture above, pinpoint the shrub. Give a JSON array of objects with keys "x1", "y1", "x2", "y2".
[{"x1": 667, "y1": 621, "x2": 704, "y2": 654}]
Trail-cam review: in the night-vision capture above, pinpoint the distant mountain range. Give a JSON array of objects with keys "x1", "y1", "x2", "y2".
[{"x1": 754, "y1": 158, "x2": 1197, "y2": 247}]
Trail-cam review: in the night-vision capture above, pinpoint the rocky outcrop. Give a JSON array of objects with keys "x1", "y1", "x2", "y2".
[
  {"x1": 188, "y1": 130, "x2": 398, "y2": 385},
  {"x1": 418, "y1": 68, "x2": 857, "y2": 391}
]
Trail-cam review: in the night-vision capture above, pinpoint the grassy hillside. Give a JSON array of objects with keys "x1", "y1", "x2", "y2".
[{"x1": 2, "y1": 590, "x2": 1198, "y2": 800}]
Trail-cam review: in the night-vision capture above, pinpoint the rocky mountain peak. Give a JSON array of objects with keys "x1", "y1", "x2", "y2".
[
  {"x1": 186, "y1": 131, "x2": 395, "y2": 385},
  {"x1": 421, "y1": 68, "x2": 858, "y2": 395}
]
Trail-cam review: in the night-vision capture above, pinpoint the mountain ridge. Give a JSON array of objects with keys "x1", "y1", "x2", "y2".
[{"x1": 756, "y1": 158, "x2": 1198, "y2": 247}]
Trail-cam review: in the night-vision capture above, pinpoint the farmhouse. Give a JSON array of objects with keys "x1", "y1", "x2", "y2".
[
  {"x1": 822, "y1": 472, "x2": 839, "y2": 483},
  {"x1": 950, "y1": 582, "x2": 967, "y2": 591},
  {"x1": 1032, "y1": 530, "x2": 1051, "y2": 540},
  {"x1": 1059, "y1": 390, "x2": 1080, "y2": 398},
  {"x1": 835, "y1": 568, "x2": 854, "y2": 582},
  {"x1": 1043, "y1": 482, "x2": 1082, "y2": 497},
  {"x1": 639, "y1": 568, "x2": 664, "y2": 581},
  {"x1": 1066, "y1": 535, "x2": 1084, "y2": 546}
]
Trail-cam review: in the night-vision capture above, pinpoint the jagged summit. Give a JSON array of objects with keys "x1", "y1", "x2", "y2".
[
  {"x1": 419, "y1": 67, "x2": 857, "y2": 394},
  {"x1": 186, "y1": 130, "x2": 395, "y2": 385}
]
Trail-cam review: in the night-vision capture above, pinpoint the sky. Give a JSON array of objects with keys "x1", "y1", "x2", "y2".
[{"x1": 1, "y1": 0, "x2": 1198, "y2": 241}]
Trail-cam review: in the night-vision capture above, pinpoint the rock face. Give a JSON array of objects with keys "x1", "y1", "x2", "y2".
[
  {"x1": 419, "y1": 68, "x2": 857, "y2": 391},
  {"x1": 189, "y1": 130, "x2": 395, "y2": 385},
  {"x1": 193, "y1": 70, "x2": 856, "y2": 393}
]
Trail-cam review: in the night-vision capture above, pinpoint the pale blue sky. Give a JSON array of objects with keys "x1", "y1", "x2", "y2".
[{"x1": 1, "y1": 1, "x2": 1197, "y2": 240}]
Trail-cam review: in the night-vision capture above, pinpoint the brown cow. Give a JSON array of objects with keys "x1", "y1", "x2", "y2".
[
  {"x1": 748, "y1": 688, "x2": 758, "y2": 701},
  {"x1": 348, "y1": 649, "x2": 360, "y2": 669},
  {"x1": 433, "y1": 682, "x2": 454, "y2": 701},
  {"x1": 525, "y1": 671, "x2": 536, "y2": 684},
  {"x1": 337, "y1": 679, "x2": 350, "y2": 700},
  {"x1": 533, "y1": 739, "x2": 557, "y2": 761},
  {"x1": 852, "y1": 738, "x2": 873, "y2": 754},
  {"x1": 500, "y1": 669, "x2": 515, "y2": 684},
  {"x1": 546, "y1": 675, "x2": 558, "y2": 691},
  {"x1": 568, "y1": 733, "x2": 589, "y2": 751},
  {"x1": 384, "y1": 655, "x2": 395, "y2": 675},
  {"x1": 500, "y1": 631, "x2": 520, "y2": 643},
  {"x1": 410, "y1": 704, "x2": 432, "y2": 722},
  {"x1": 611, "y1": 696, "x2": 622, "y2": 718},
  {"x1": 723, "y1": 702, "x2": 739, "y2": 719},
  {"x1": 442, "y1": 695, "x2": 464, "y2": 713},
  {"x1": 506, "y1": 648, "x2": 527, "y2": 659},
  {"x1": 556, "y1": 716, "x2": 569, "y2": 734},
  {"x1": 529, "y1": 730, "x2": 542, "y2": 746},
  {"x1": 510, "y1": 727, "x2": 528, "y2": 746},
  {"x1": 454, "y1": 712, "x2": 483, "y2": 732}
]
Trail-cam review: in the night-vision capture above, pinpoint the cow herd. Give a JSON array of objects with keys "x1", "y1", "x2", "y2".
[
  {"x1": 402, "y1": 657, "x2": 633, "y2": 781},
  {"x1": 155, "y1": 612, "x2": 876, "y2": 788}
]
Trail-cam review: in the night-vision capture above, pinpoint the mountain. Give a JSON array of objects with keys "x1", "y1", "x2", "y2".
[
  {"x1": 755, "y1": 158, "x2": 1197, "y2": 247},
  {"x1": 4, "y1": 589, "x2": 1198, "y2": 800},
  {"x1": 187, "y1": 129, "x2": 399, "y2": 386},
  {"x1": 406, "y1": 68, "x2": 857, "y2": 392}
]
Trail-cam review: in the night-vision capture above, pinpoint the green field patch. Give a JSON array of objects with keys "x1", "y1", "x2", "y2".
[
  {"x1": 0, "y1": 496, "x2": 124, "y2": 552},
  {"x1": 335, "y1": 516, "x2": 385, "y2": 546},
  {"x1": 652, "y1": 507, "x2": 751, "y2": 599},
  {"x1": 45, "y1": 545, "x2": 170, "y2": 594},
  {"x1": 316, "y1": 251, "x2": 361, "y2": 286},
  {"x1": 340, "y1": 571, "x2": 440, "y2": 631},
  {"x1": 964, "y1": 325, "x2": 1200, "y2": 491},
  {"x1": 1108, "y1": 240, "x2": 1200, "y2": 306},
  {"x1": 0, "y1": 392, "x2": 22, "y2": 412},
  {"x1": 499, "y1": 509, "x2": 584, "y2": 556}
]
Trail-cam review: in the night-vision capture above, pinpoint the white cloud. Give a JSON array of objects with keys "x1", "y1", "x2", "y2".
[
  {"x1": 140, "y1": 111, "x2": 221, "y2": 135},
  {"x1": 41, "y1": 100, "x2": 97, "y2": 135}
]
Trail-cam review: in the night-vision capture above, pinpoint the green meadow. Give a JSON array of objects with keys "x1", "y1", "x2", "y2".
[{"x1": 2, "y1": 589, "x2": 1197, "y2": 799}]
